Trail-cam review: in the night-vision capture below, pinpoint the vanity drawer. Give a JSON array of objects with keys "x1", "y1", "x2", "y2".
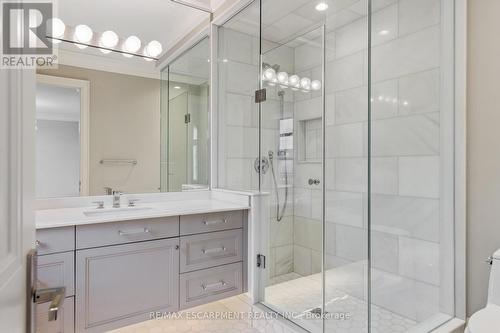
[
  {"x1": 180, "y1": 210, "x2": 243, "y2": 235},
  {"x1": 180, "y1": 262, "x2": 242, "y2": 310},
  {"x1": 37, "y1": 251, "x2": 75, "y2": 296},
  {"x1": 76, "y1": 216, "x2": 179, "y2": 249},
  {"x1": 36, "y1": 296, "x2": 74, "y2": 333},
  {"x1": 180, "y1": 229, "x2": 242, "y2": 273},
  {"x1": 36, "y1": 227, "x2": 75, "y2": 255}
]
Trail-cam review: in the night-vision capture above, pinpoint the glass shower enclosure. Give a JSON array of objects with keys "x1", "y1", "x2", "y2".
[{"x1": 216, "y1": 0, "x2": 456, "y2": 331}]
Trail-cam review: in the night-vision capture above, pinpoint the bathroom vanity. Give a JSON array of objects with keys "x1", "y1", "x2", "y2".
[{"x1": 34, "y1": 194, "x2": 250, "y2": 333}]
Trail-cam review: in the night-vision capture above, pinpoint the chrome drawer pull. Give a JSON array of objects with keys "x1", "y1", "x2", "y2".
[
  {"x1": 202, "y1": 246, "x2": 226, "y2": 254},
  {"x1": 203, "y1": 218, "x2": 227, "y2": 226},
  {"x1": 201, "y1": 280, "x2": 226, "y2": 291},
  {"x1": 118, "y1": 228, "x2": 150, "y2": 236}
]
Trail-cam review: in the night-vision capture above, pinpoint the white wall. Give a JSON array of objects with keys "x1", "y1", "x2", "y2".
[
  {"x1": 467, "y1": 0, "x2": 500, "y2": 315},
  {"x1": 38, "y1": 65, "x2": 161, "y2": 196}
]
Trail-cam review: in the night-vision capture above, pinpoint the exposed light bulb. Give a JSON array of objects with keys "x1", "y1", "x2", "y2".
[
  {"x1": 74, "y1": 24, "x2": 93, "y2": 44},
  {"x1": 145, "y1": 40, "x2": 162, "y2": 58},
  {"x1": 289, "y1": 75, "x2": 300, "y2": 86},
  {"x1": 277, "y1": 71, "x2": 289, "y2": 84},
  {"x1": 311, "y1": 80, "x2": 322, "y2": 91},
  {"x1": 315, "y1": 2, "x2": 329, "y2": 11},
  {"x1": 51, "y1": 18, "x2": 65, "y2": 39},
  {"x1": 263, "y1": 68, "x2": 276, "y2": 81},
  {"x1": 123, "y1": 35, "x2": 141, "y2": 54},
  {"x1": 300, "y1": 77, "x2": 311, "y2": 90},
  {"x1": 100, "y1": 30, "x2": 119, "y2": 49}
]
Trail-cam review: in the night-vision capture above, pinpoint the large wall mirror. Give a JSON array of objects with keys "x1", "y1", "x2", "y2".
[{"x1": 36, "y1": 36, "x2": 210, "y2": 198}]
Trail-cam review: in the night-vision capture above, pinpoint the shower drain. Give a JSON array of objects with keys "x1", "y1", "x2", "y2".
[{"x1": 309, "y1": 307, "x2": 328, "y2": 316}]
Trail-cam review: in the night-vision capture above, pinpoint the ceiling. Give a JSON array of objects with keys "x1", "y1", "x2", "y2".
[{"x1": 55, "y1": 0, "x2": 209, "y2": 59}]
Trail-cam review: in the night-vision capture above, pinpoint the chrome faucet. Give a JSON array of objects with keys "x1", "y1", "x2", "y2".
[{"x1": 112, "y1": 190, "x2": 122, "y2": 208}]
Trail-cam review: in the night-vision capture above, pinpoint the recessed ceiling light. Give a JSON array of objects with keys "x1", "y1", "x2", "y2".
[
  {"x1": 315, "y1": 2, "x2": 328, "y2": 11},
  {"x1": 379, "y1": 30, "x2": 390, "y2": 35},
  {"x1": 174, "y1": 86, "x2": 181, "y2": 89}
]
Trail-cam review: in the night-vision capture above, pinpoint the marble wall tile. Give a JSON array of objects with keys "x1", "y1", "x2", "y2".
[
  {"x1": 225, "y1": 93, "x2": 256, "y2": 127},
  {"x1": 371, "y1": 157, "x2": 398, "y2": 195},
  {"x1": 293, "y1": 245, "x2": 312, "y2": 276},
  {"x1": 275, "y1": 245, "x2": 294, "y2": 276},
  {"x1": 326, "y1": 123, "x2": 365, "y2": 158},
  {"x1": 371, "y1": 231, "x2": 399, "y2": 273},
  {"x1": 326, "y1": 190, "x2": 365, "y2": 227},
  {"x1": 325, "y1": 51, "x2": 364, "y2": 93},
  {"x1": 335, "y1": 157, "x2": 367, "y2": 192},
  {"x1": 335, "y1": 224, "x2": 367, "y2": 261},
  {"x1": 335, "y1": 17, "x2": 367, "y2": 59},
  {"x1": 371, "y1": 25, "x2": 440, "y2": 82},
  {"x1": 398, "y1": 69, "x2": 440, "y2": 115},
  {"x1": 294, "y1": 187, "x2": 312, "y2": 218},
  {"x1": 399, "y1": 237, "x2": 440, "y2": 285},
  {"x1": 270, "y1": 215, "x2": 294, "y2": 247},
  {"x1": 226, "y1": 61, "x2": 259, "y2": 95},
  {"x1": 294, "y1": 216, "x2": 322, "y2": 252},
  {"x1": 335, "y1": 86, "x2": 368, "y2": 124},
  {"x1": 372, "y1": 79, "x2": 398, "y2": 119},
  {"x1": 372, "y1": 4, "x2": 398, "y2": 46},
  {"x1": 225, "y1": 126, "x2": 259, "y2": 158},
  {"x1": 399, "y1": 0, "x2": 440, "y2": 36},
  {"x1": 399, "y1": 155, "x2": 439, "y2": 198},
  {"x1": 371, "y1": 113, "x2": 440, "y2": 157},
  {"x1": 371, "y1": 193, "x2": 439, "y2": 242}
]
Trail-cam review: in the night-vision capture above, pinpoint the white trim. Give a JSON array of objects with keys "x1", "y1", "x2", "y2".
[
  {"x1": 57, "y1": 48, "x2": 161, "y2": 79},
  {"x1": 36, "y1": 74, "x2": 91, "y2": 197},
  {"x1": 454, "y1": 0, "x2": 467, "y2": 321}
]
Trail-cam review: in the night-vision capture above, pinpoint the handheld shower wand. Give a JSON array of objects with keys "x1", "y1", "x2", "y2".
[{"x1": 268, "y1": 149, "x2": 288, "y2": 222}]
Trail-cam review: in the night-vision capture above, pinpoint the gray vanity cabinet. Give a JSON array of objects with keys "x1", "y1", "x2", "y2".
[{"x1": 75, "y1": 238, "x2": 179, "y2": 333}]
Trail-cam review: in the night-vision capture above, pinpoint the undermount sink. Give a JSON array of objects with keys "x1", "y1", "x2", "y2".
[{"x1": 83, "y1": 206, "x2": 152, "y2": 217}]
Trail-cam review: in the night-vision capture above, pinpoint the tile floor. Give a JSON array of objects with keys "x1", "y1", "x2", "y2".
[{"x1": 108, "y1": 294, "x2": 297, "y2": 333}]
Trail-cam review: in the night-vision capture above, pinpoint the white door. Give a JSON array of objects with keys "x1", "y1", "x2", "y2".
[{"x1": 0, "y1": 69, "x2": 36, "y2": 332}]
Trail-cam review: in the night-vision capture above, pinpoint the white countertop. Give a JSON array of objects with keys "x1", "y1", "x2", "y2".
[{"x1": 36, "y1": 199, "x2": 250, "y2": 229}]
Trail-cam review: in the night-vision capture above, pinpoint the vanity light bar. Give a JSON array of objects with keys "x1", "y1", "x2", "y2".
[
  {"x1": 47, "y1": 19, "x2": 163, "y2": 61},
  {"x1": 261, "y1": 68, "x2": 321, "y2": 92}
]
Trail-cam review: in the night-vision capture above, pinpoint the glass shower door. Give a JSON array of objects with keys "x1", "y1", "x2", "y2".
[{"x1": 257, "y1": 18, "x2": 327, "y2": 333}]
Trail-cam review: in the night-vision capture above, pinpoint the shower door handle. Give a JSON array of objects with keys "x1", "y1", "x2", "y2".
[{"x1": 308, "y1": 179, "x2": 320, "y2": 185}]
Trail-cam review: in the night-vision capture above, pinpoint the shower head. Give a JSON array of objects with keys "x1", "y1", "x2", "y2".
[{"x1": 263, "y1": 62, "x2": 280, "y2": 72}]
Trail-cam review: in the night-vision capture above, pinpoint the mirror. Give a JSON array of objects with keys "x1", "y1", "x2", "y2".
[
  {"x1": 36, "y1": 35, "x2": 210, "y2": 198},
  {"x1": 161, "y1": 38, "x2": 210, "y2": 192}
]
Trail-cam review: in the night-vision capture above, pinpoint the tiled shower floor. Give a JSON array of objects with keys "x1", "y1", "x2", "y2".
[{"x1": 265, "y1": 268, "x2": 417, "y2": 333}]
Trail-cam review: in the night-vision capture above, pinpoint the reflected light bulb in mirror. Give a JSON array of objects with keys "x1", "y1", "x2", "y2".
[
  {"x1": 300, "y1": 77, "x2": 311, "y2": 90},
  {"x1": 74, "y1": 24, "x2": 93, "y2": 44},
  {"x1": 50, "y1": 18, "x2": 65, "y2": 43},
  {"x1": 277, "y1": 71, "x2": 288, "y2": 84},
  {"x1": 99, "y1": 30, "x2": 118, "y2": 54},
  {"x1": 315, "y1": 2, "x2": 329, "y2": 11},
  {"x1": 145, "y1": 40, "x2": 162, "y2": 58},
  {"x1": 124, "y1": 35, "x2": 141, "y2": 54},
  {"x1": 263, "y1": 68, "x2": 276, "y2": 81},
  {"x1": 289, "y1": 75, "x2": 300, "y2": 86},
  {"x1": 311, "y1": 80, "x2": 321, "y2": 91}
]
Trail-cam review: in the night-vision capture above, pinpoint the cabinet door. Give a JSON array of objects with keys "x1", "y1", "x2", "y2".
[
  {"x1": 76, "y1": 238, "x2": 179, "y2": 333},
  {"x1": 36, "y1": 296, "x2": 74, "y2": 333}
]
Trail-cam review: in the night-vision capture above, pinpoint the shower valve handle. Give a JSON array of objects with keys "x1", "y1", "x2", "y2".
[{"x1": 308, "y1": 179, "x2": 320, "y2": 185}]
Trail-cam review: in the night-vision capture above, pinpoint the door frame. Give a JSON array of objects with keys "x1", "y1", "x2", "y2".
[{"x1": 36, "y1": 74, "x2": 91, "y2": 196}]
